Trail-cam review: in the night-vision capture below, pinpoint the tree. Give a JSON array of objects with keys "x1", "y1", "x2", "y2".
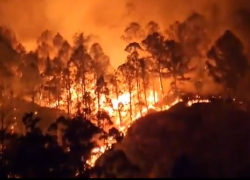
[
  {"x1": 146, "y1": 21, "x2": 160, "y2": 35},
  {"x1": 165, "y1": 40, "x2": 191, "y2": 96},
  {"x1": 167, "y1": 13, "x2": 209, "y2": 92},
  {"x1": 20, "y1": 52, "x2": 41, "y2": 103},
  {"x1": 53, "y1": 33, "x2": 64, "y2": 51},
  {"x1": 109, "y1": 72, "x2": 123, "y2": 126},
  {"x1": 117, "y1": 63, "x2": 134, "y2": 123},
  {"x1": 142, "y1": 32, "x2": 167, "y2": 98},
  {"x1": 58, "y1": 40, "x2": 72, "y2": 67},
  {"x1": 73, "y1": 33, "x2": 90, "y2": 49},
  {"x1": 125, "y1": 42, "x2": 144, "y2": 117},
  {"x1": 42, "y1": 56, "x2": 55, "y2": 106},
  {"x1": 6, "y1": 113, "x2": 70, "y2": 178},
  {"x1": 0, "y1": 26, "x2": 18, "y2": 49},
  {"x1": 70, "y1": 44, "x2": 92, "y2": 114},
  {"x1": 0, "y1": 85, "x2": 14, "y2": 154},
  {"x1": 206, "y1": 30, "x2": 249, "y2": 96},
  {"x1": 37, "y1": 30, "x2": 53, "y2": 67},
  {"x1": 168, "y1": 13, "x2": 209, "y2": 59},
  {"x1": 90, "y1": 43, "x2": 110, "y2": 78},
  {"x1": 95, "y1": 76, "x2": 113, "y2": 133},
  {"x1": 138, "y1": 58, "x2": 150, "y2": 111},
  {"x1": 62, "y1": 66, "x2": 72, "y2": 116},
  {"x1": 59, "y1": 115, "x2": 101, "y2": 177}
]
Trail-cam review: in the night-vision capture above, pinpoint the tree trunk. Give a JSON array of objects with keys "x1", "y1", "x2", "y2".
[
  {"x1": 158, "y1": 70, "x2": 164, "y2": 111},
  {"x1": 158, "y1": 68, "x2": 164, "y2": 98},
  {"x1": 128, "y1": 82, "x2": 133, "y2": 123},
  {"x1": 136, "y1": 75, "x2": 142, "y2": 117},
  {"x1": 66, "y1": 76, "x2": 71, "y2": 117},
  {"x1": 114, "y1": 79, "x2": 122, "y2": 127},
  {"x1": 54, "y1": 80, "x2": 59, "y2": 116},
  {"x1": 142, "y1": 78, "x2": 148, "y2": 111},
  {"x1": 152, "y1": 78, "x2": 156, "y2": 104},
  {"x1": 97, "y1": 90, "x2": 101, "y2": 129},
  {"x1": 82, "y1": 76, "x2": 88, "y2": 115}
]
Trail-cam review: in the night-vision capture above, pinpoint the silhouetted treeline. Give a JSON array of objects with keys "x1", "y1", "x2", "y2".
[
  {"x1": 0, "y1": 13, "x2": 248, "y2": 124},
  {"x1": 0, "y1": 111, "x2": 124, "y2": 178}
]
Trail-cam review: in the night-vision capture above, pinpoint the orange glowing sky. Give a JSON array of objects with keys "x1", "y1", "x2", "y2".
[{"x1": 0, "y1": 0, "x2": 249, "y2": 68}]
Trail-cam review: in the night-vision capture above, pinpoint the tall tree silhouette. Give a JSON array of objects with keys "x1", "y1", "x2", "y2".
[
  {"x1": 60, "y1": 115, "x2": 101, "y2": 177},
  {"x1": 117, "y1": 62, "x2": 134, "y2": 123},
  {"x1": 206, "y1": 30, "x2": 249, "y2": 96},
  {"x1": 20, "y1": 52, "x2": 41, "y2": 103},
  {"x1": 142, "y1": 32, "x2": 167, "y2": 98},
  {"x1": 110, "y1": 72, "x2": 123, "y2": 126},
  {"x1": 90, "y1": 43, "x2": 110, "y2": 78},
  {"x1": 139, "y1": 58, "x2": 150, "y2": 111},
  {"x1": 7, "y1": 113, "x2": 70, "y2": 178},
  {"x1": 70, "y1": 43, "x2": 92, "y2": 114},
  {"x1": 168, "y1": 13, "x2": 209, "y2": 59},
  {"x1": 165, "y1": 40, "x2": 191, "y2": 96},
  {"x1": 125, "y1": 42, "x2": 143, "y2": 117},
  {"x1": 95, "y1": 76, "x2": 112, "y2": 134},
  {"x1": 53, "y1": 33, "x2": 64, "y2": 52}
]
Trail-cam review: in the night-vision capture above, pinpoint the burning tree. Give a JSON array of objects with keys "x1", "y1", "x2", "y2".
[
  {"x1": 42, "y1": 56, "x2": 55, "y2": 106},
  {"x1": 138, "y1": 57, "x2": 150, "y2": 111},
  {"x1": 70, "y1": 35, "x2": 92, "y2": 114},
  {"x1": 117, "y1": 62, "x2": 134, "y2": 123},
  {"x1": 19, "y1": 52, "x2": 41, "y2": 104},
  {"x1": 36, "y1": 30, "x2": 54, "y2": 71},
  {"x1": 168, "y1": 13, "x2": 209, "y2": 92},
  {"x1": 95, "y1": 76, "x2": 112, "y2": 130},
  {"x1": 109, "y1": 72, "x2": 123, "y2": 126},
  {"x1": 142, "y1": 32, "x2": 167, "y2": 98},
  {"x1": 125, "y1": 42, "x2": 144, "y2": 117},
  {"x1": 90, "y1": 43, "x2": 110, "y2": 77},
  {"x1": 53, "y1": 33, "x2": 64, "y2": 52},
  {"x1": 168, "y1": 13, "x2": 209, "y2": 59},
  {"x1": 58, "y1": 40, "x2": 72, "y2": 68},
  {"x1": 206, "y1": 30, "x2": 249, "y2": 97}
]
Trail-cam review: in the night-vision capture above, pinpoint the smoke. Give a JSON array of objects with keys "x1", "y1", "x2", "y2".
[{"x1": 0, "y1": 0, "x2": 250, "y2": 68}]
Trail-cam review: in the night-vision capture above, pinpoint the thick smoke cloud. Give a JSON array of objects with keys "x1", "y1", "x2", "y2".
[{"x1": 0, "y1": 0, "x2": 250, "y2": 68}]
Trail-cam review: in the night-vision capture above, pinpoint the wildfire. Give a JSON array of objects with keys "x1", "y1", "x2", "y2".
[
  {"x1": 32, "y1": 67, "x2": 212, "y2": 168},
  {"x1": 85, "y1": 95, "x2": 211, "y2": 167}
]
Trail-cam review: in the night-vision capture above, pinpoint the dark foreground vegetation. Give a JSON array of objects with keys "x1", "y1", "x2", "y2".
[{"x1": 0, "y1": 99, "x2": 250, "y2": 178}]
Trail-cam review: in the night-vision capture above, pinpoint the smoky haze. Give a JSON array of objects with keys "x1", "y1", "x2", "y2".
[{"x1": 0, "y1": 0, "x2": 250, "y2": 68}]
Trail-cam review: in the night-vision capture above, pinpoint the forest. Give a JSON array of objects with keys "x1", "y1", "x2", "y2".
[{"x1": 0, "y1": 11, "x2": 250, "y2": 178}]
